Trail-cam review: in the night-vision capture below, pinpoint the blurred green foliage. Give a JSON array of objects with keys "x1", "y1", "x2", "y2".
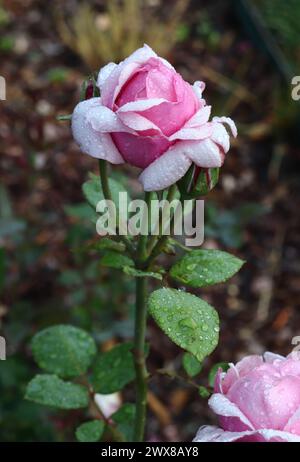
[
  {"x1": 46, "y1": 68, "x2": 70, "y2": 84},
  {"x1": 0, "y1": 177, "x2": 135, "y2": 440},
  {"x1": 205, "y1": 202, "x2": 268, "y2": 249},
  {"x1": 0, "y1": 36, "x2": 14, "y2": 52},
  {"x1": 56, "y1": 0, "x2": 190, "y2": 69},
  {"x1": 0, "y1": 2, "x2": 9, "y2": 27},
  {"x1": 196, "y1": 13, "x2": 220, "y2": 50},
  {"x1": 0, "y1": 357, "x2": 56, "y2": 442},
  {"x1": 254, "y1": 0, "x2": 300, "y2": 72}
]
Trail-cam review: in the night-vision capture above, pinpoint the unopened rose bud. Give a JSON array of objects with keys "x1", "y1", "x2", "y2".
[
  {"x1": 85, "y1": 81, "x2": 94, "y2": 100},
  {"x1": 178, "y1": 165, "x2": 219, "y2": 199},
  {"x1": 80, "y1": 77, "x2": 100, "y2": 101}
]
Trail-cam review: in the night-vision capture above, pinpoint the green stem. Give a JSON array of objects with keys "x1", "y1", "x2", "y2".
[
  {"x1": 98, "y1": 160, "x2": 135, "y2": 255},
  {"x1": 146, "y1": 229, "x2": 171, "y2": 268},
  {"x1": 132, "y1": 190, "x2": 153, "y2": 441},
  {"x1": 81, "y1": 376, "x2": 125, "y2": 442},
  {"x1": 98, "y1": 159, "x2": 112, "y2": 201},
  {"x1": 155, "y1": 368, "x2": 199, "y2": 389},
  {"x1": 90, "y1": 392, "x2": 125, "y2": 442},
  {"x1": 137, "y1": 192, "x2": 152, "y2": 263},
  {"x1": 147, "y1": 184, "x2": 178, "y2": 255},
  {"x1": 145, "y1": 185, "x2": 179, "y2": 267},
  {"x1": 133, "y1": 275, "x2": 148, "y2": 442}
]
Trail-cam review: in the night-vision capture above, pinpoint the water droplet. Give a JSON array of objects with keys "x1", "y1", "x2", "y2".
[{"x1": 179, "y1": 317, "x2": 197, "y2": 329}]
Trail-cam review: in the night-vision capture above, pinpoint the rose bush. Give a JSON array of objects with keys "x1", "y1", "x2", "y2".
[
  {"x1": 72, "y1": 44, "x2": 237, "y2": 191},
  {"x1": 194, "y1": 352, "x2": 300, "y2": 442}
]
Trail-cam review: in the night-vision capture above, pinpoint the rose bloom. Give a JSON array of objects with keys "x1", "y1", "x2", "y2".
[
  {"x1": 194, "y1": 352, "x2": 300, "y2": 442},
  {"x1": 72, "y1": 45, "x2": 237, "y2": 191}
]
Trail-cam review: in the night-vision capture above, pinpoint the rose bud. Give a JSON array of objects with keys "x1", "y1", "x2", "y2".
[
  {"x1": 84, "y1": 81, "x2": 95, "y2": 100},
  {"x1": 194, "y1": 352, "x2": 300, "y2": 442},
  {"x1": 178, "y1": 165, "x2": 219, "y2": 199},
  {"x1": 72, "y1": 45, "x2": 237, "y2": 192},
  {"x1": 80, "y1": 77, "x2": 100, "y2": 101}
]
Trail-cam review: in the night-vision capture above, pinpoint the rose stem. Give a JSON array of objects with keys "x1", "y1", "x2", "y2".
[
  {"x1": 137, "y1": 191, "x2": 152, "y2": 262},
  {"x1": 133, "y1": 275, "x2": 148, "y2": 441},
  {"x1": 147, "y1": 184, "x2": 178, "y2": 255},
  {"x1": 98, "y1": 160, "x2": 150, "y2": 441},
  {"x1": 145, "y1": 184, "x2": 179, "y2": 267},
  {"x1": 133, "y1": 191, "x2": 151, "y2": 442},
  {"x1": 98, "y1": 159, "x2": 135, "y2": 255}
]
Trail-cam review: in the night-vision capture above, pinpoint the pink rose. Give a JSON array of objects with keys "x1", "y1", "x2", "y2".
[
  {"x1": 72, "y1": 45, "x2": 237, "y2": 191},
  {"x1": 194, "y1": 353, "x2": 300, "y2": 442}
]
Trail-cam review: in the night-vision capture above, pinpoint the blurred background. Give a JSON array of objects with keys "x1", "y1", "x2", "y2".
[{"x1": 0, "y1": 0, "x2": 300, "y2": 442}]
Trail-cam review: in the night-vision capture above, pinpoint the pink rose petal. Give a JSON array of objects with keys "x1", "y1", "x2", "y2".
[
  {"x1": 71, "y1": 98, "x2": 124, "y2": 163},
  {"x1": 209, "y1": 393, "x2": 254, "y2": 431},
  {"x1": 88, "y1": 104, "x2": 134, "y2": 133},
  {"x1": 112, "y1": 132, "x2": 171, "y2": 169},
  {"x1": 213, "y1": 116, "x2": 237, "y2": 137},
  {"x1": 183, "y1": 138, "x2": 224, "y2": 168},
  {"x1": 193, "y1": 426, "x2": 300, "y2": 442},
  {"x1": 97, "y1": 62, "x2": 117, "y2": 93},
  {"x1": 139, "y1": 148, "x2": 192, "y2": 191}
]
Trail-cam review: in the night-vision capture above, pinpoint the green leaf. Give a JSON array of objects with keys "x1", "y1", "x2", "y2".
[
  {"x1": 123, "y1": 266, "x2": 163, "y2": 281},
  {"x1": 91, "y1": 238, "x2": 125, "y2": 253},
  {"x1": 82, "y1": 173, "x2": 131, "y2": 210},
  {"x1": 75, "y1": 420, "x2": 105, "y2": 442},
  {"x1": 148, "y1": 288, "x2": 219, "y2": 362},
  {"x1": 182, "y1": 352, "x2": 202, "y2": 377},
  {"x1": 170, "y1": 249, "x2": 245, "y2": 288},
  {"x1": 161, "y1": 239, "x2": 176, "y2": 255},
  {"x1": 208, "y1": 362, "x2": 229, "y2": 387},
  {"x1": 100, "y1": 251, "x2": 134, "y2": 269},
  {"x1": 31, "y1": 325, "x2": 97, "y2": 378},
  {"x1": 91, "y1": 343, "x2": 135, "y2": 394},
  {"x1": 168, "y1": 238, "x2": 191, "y2": 253},
  {"x1": 100, "y1": 252, "x2": 163, "y2": 279},
  {"x1": 25, "y1": 374, "x2": 89, "y2": 409},
  {"x1": 198, "y1": 386, "x2": 211, "y2": 398},
  {"x1": 111, "y1": 404, "x2": 135, "y2": 442}
]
